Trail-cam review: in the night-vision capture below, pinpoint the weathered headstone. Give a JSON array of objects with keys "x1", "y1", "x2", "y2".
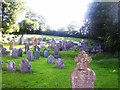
[
  {"x1": 43, "y1": 49, "x2": 50, "y2": 58},
  {"x1": 27, "y1": 50, "x2": 33, "y2": 61},
  {"x1": 54, "y1": 46, "x2": 60, "y2": 58},
  {"x1": 34, "y1": 50, "x2": 40, "y2": 59},
  {"x1": 1, "y1": 47, "x2": 6, "y2": 57},
  {"x1": 12, "y1": 48, "x2": 18, "y2": 58},
  {"x1": 47, "y1": 55, "x2": 54, "y2": 64},
  {"x1": 55, "y1": 58, "x2": 64, "y2": 68},
  {"x1": 18, "y1": 48, "x2": 22, "y2": 57},
  {"x1": 7, "y1": 60, "x2": 16, "y2": 72},
  {"x1": 9, "y1": 39, "x2": 14, "y2": 50},
  {"x1": 71, "y1": 51, "x2": 96, "y2": 89},
  {"x1": 25, "y1": 43, "x2": 29, "y2": 54},
  {"x1": 19, "y1": 59, "x2": 32, "y2": 73}
]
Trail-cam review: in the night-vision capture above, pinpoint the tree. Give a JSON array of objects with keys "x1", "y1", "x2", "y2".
[
  {"x1": 1, "y1": 0, "x2": 25, "y2": 34},
  {"x1": 67, "y1": 22, "x2": 80, "y2": 36},
  {"x1": 85, "y1": 2, "x2": 119, "y2": 53},
  {"x1": 19, "y1": 18, "x2": 38, "y2": 35},
  {"x1": 25, "y1": 10, "x2": 47, "y2": 32}
]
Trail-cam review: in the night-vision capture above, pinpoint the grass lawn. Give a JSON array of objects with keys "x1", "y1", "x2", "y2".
[{"x1": 1, "y1": 35, "x2": 119, "y2": 89}]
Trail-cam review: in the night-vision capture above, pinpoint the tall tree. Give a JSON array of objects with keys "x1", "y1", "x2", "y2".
[
  {"x1": 1, "y1": 0, "x2": 25, "y2": 34},
  {"x1": 25, "y1": 10, "x2": 46, "y2": 32},
  {"x1": 19, "y1": 18, "x2": 38, "y2": 35},
  {"x1": 85, "y1": 2, "x2": 119, "y2": 53}
]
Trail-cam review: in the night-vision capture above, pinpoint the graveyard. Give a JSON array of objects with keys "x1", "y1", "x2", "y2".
[
  {"x1": 0, "y1": 0, "x2": 120, "y2": 89},
  {"x1": 1, "y1": 34, "x2": 119, "y2": 88}
]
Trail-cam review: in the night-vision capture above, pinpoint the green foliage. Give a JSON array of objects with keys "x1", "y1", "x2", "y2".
[
  {"x1": 25, "y1": 10, "x2": 46, "y2": 32},
  {"x1": 86, "y1": 2, "x2": 120, "y2": 53},
  {"x1": 1, "y1": 0, "x2": 25, "y2": 34},
  {"x1": 19, "y1": 18, "x2": 38, "y2": 35}
]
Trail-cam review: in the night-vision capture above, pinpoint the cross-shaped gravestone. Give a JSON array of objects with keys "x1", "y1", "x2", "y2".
[{"x1": 71, "y1": 51, "x2": 96, "y2": 89}]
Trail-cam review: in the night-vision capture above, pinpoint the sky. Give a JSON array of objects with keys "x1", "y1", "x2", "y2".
[{"x1": 19, "y1": 0, "x2": 93, "y2": 30}]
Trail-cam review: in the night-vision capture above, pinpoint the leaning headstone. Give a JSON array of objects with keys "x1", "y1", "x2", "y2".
[
  {"x1": 19, "y1": 59, "x2": 32, "y2": 73},
  {"x1": 71, "y1": 51, "x2": 96, "y2": 89},
  {"x1": 25, "y1": 43, "x2": 29, "y2": 54},
  {"x1": 27, "y1": 50, "x2": 33, "y2": 61},
  {"x1": 12, "y1": 48, "x2": 18, "y2": 58},
  {"x1": 43, "y1": 49, "x2": 50, "y2": 58},
  {"x1": 54, "y1": 46, "x2": 60, "y2": 58},
  {"x1": 55, "y1": 58, "x2": 64, "y2": 68},
  {"x1": 34, "y1": 50, "x2": 40, "y2": 59},
  {"x1": 18, "y1": 48, "x2": 22, "y2": 57},
  {"x1": 7, "y1": 60, "x2": 16, "y2": 72},
  {"x1": 9, "y1": 39, "x2": 14, "y2": 50},
  {"x1": 47, "y1": 55, "x2": 54, "y2": 64}
]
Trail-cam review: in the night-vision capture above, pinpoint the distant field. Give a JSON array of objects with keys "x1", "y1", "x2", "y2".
[{"x1": 1, "y1": 35, "x2": 119, "y2": 88}]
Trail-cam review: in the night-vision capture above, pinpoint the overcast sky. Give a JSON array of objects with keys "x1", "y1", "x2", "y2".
[{"x1": 18, "y1": 0, "x2": 92, "y2": 30}]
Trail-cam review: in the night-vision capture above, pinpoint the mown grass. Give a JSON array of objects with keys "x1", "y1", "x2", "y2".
[{"x1": 1, "y1": 35, "x2": 119, "y2": 89}]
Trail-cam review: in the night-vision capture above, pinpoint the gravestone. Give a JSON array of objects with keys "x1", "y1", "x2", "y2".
[
  {"x1": 33, "y1": 38, "x2": 38, "y2": 46},
  {"x1": 59, "y1": 41, "x2": 63, "y2": 51},
  {"x1": 18, "y1": 48, "x2": 22, "y2": 57},
  {"x1": 19, "y1": 59, "x2": 32, "y2": 73},
  {"x1": 43, "y1": 49, "x2": 50, "y2": 58},
  {"x1": 34, "y1": 50, "x2": 40, "y2": 59},
  {"x1": 1, "y1": 47, "x2": 6, "y2": 57},
  {"x1": 55, "y1": 58, "x2": 64, "y2": 68},
  {"x1": 81, "y1": 42, "x2": 87, "y2": 51},
  {"x1": 66, "y1": 41, "x2": 73, "y2": 50},
  {"x1": 71, "y1": 51, "x2": 96, "y2": 89},
  {"x1": 7, "y1": 60, "x2": 16, "y2": 72},
  {"x1": 73, "y1": 45, "x2": 78, "y2": 51},
  {"x1": 63, "y1": 41, "x2": 67, "y2": 50},
  {"x1": 54, "y1": 46, "x2": 60, "y2": 58},
  {"x1": 12, "y1": 48, "x2": 18, "y2": 58},
  {"x1": 50, "y1": 39, "x2": 55, "y2": 50},
  {"x1": 25, "y1": 43, "x2": 29, "y2": 54},
  {"x1": 27, "y1": 50, "x2": 33, "y2": 61},
  {"x1": 34, "y1": 45, "x2": 40, "y2": 52},
  {"x1": 47, "y1": 55, "x2": 54, "y2": 64},
  {"x1": 40, "y1": 41, "x2": 46, "y2": 48},
  {"x1": 9, "y1": 39, "x2": 14, "y2": 50}
]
